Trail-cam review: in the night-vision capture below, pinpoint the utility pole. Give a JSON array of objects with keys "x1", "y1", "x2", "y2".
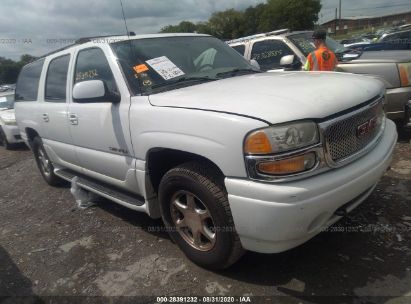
[
  {"x1": 339, "y1": 0, "x2": 342, "y2": 21},
  {"x1": 335, "y1": 8, "x2": 338, "y2": 35}
]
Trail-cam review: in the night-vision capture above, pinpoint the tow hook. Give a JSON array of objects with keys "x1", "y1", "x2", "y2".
[{"x1": 334, "y1": 207, "x2": 348, "y2": 217}]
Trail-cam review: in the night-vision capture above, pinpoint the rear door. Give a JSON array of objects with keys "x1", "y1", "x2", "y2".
[{"x1": 38, "y1": 53, "x2": 78, "y2": 169}]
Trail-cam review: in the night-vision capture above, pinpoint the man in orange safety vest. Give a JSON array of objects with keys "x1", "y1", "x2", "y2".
[{"x1": 304, "y1": 30, "x2": 338, "y2": 71}]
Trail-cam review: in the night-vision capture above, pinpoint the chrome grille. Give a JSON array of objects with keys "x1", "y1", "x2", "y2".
[{"x1": 323, "y1": 98, "x2": 384, "y2": 164}]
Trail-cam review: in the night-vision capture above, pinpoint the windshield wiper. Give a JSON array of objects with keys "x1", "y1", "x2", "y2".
[
  {"x1": 216, "y1": 68, "x2": 261, "y2": 78},
  {"x1": 150, "y1": 76, "x2": 216, "y2": 89}
]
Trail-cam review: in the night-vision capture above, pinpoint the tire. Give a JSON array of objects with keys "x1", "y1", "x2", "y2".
[
  {"x1": 32, "y1": 137, "x2": 65, "y2": 186},
  {"x1": 159, "y1": 161, "x2": 244, "y2": 269},
  {"x1": 0, "y1": 127, "x2": 12, "y2": 150}
]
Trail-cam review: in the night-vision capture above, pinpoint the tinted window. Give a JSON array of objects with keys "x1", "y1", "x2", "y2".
[
  {"x1": 45, "y1": 55, "x2": 70, "y2": 101},
  {"x1": 232, "y1": 44, "x2": 245, "y2": 56},
  {"x1": 250, "y1": 40, "x2": 294, "y2": 71},
  {"x1": 74, "y1": 48, "x2": 117, "y2": 94},
  {"x1": 15, "y1": 59, "x2": 44, "y2": 101}
]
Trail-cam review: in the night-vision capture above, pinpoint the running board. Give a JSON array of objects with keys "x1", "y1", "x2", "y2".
[{"x1": 55, "y1": 169, "x2": 146, "y2": 212}]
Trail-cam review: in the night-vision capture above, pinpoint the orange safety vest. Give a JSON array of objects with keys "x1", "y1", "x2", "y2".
[{"x1": 305, "y1": 46, "x2": 338, "y2": 71}]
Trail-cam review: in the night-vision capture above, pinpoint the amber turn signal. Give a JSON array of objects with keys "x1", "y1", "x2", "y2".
[
  {"x1": 244, "y1": 131, "x2": 273, "y2": 154},
  {"x1": 257, "y1": 153, "x2": 316, "y2": 175}
]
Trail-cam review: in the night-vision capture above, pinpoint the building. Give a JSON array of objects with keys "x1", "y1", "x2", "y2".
[{"x1": 320, "y1": 10, "x2": 411, "y2": 35}]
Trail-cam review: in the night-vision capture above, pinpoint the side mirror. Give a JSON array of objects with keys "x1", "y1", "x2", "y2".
[
  {"x1": 249, "y1": 59, "x2": 260, "y2": 70},
  {"x1": 73, "y1": 80, "x2": 120, "y2": 103},
  {"x1": 280, "y1": 55, "x2": 302, "y2": 71}
]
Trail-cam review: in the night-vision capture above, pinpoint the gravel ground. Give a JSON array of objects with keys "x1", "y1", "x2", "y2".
[{"x1": 0, "y1": 128, "x2": 410, "y2": 304}]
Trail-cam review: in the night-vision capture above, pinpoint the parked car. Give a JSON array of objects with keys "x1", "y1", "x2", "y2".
[
  {"x1": 228, "y1": 30, "x2": 411, "y2": 125},
  {"x1": 0, "y1": 91, "x2": 24, "y2": 149},
  {"x1": 15, "y1": 33, "x2": 397, "y2": 269},
  {"x1": 340, "y1": 37, "x2": 371, "y2": 48}
]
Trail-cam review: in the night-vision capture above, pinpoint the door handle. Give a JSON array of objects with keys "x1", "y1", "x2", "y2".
[
  {"x1": 42, "y1": 113, "x2": 49, "y2": 122},
  {"x1": 69, "y1": 113, "x2": 78, "y2": 125}
]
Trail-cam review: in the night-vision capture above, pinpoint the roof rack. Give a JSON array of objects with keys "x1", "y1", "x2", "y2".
[
  {"x1": 39, "y1": 32, "x2": 135, "y2": 59},
  {"x1": 226, "y1": 28, "x2": 290, "y2": 44}
]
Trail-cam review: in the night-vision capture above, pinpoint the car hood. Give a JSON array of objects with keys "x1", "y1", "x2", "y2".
[
  {"x1": 149, "y1": 72, "x2": 383, "y2": 124},
  {"x1": 352, "y1": 50, "x2": 411, "y2": 63}
]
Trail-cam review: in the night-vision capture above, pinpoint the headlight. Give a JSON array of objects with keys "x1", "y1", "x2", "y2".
[
  {"x1": 398, "y1": 63, "x2": 411, "y2": 87},
  {"x1": 244, "y1": 121, "x2": 319, "y2": 155},
  {"x1": 1, "y1": 113, "x2": 16, "y2": 125}
]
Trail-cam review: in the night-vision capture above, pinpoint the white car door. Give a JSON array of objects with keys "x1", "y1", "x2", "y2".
[
  {"x1": 67, "y1": 46, "x2": 138, "y2": 193},
  {"x1": 38, "y1": 53, "x2": 79, "y2": 169}
]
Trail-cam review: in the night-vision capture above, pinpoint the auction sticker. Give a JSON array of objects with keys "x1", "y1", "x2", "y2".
[{"x1": 146, "y1": 56, "x2": 185, "y2": 80}]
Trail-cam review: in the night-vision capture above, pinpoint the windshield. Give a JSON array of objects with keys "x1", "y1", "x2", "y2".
[
  {"x1": 111, "y1": 36, "x2": 257, "y2": 95},
  {"x1": 287, "y1": 32, "x2": 348, "y2": 56},
  {"x1": 0, "y1": 94, "x2": 15, "y2": 109}
]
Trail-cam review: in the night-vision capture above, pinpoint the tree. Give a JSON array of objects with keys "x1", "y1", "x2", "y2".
[
  {"x1": 160, "y1": 21, "x2": 197, "y2": 33},
  {"x1": 207, "y1": 9, "x2": 246, "y2": 39},
  {"x1": 259, "y1": 0, "x2": 321, "y2": 32},
  {"x1": 159, "y1": 0, "x2": 321, "y2": 39},
  {"x1": 0, "y1": 54, "x2": 37, "y2": 84}
]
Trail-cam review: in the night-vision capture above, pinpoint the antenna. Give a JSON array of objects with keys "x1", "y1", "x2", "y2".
[
  {"x1": 118, "y1": 0, "x2": 143, "y2": 94},
  {"x1": 119, "y1": 0, "x2": 131, "y2": 38}
]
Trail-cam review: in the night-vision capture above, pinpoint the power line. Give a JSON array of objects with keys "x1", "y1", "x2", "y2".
[
  {"x1": 344, "y1": 3, "x2": 411, "y2": 11},
  {"x1": 321, "y1": 2, "x2": 411, "y2": 12}
]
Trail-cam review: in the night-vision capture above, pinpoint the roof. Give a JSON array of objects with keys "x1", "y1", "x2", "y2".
[
  {"x1": 321, "y1": 10, "x2": 411, "y2": 25},
  {"x1": 40, "y1": 33, "x2": 210, "y2": 59}
]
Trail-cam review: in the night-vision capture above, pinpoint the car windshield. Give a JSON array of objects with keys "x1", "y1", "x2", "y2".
[
  {"x1": 0, "y1": 94, "x2": 15, "y2": 109},
  {"x1": 111, "y1": 36, "x2": 258, "y2": 95},
  {"x1": 287, "y1": 32, "x2": 348, "y2": 56}
]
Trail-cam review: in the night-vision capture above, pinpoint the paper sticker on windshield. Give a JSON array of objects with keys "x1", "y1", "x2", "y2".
[
  {"x1": 146, "y1": 56, "x2": 185, "y2": 80},
  {"x1": 0, "y1": 97, "x2": 7, "y2": 102},
  {"x1": 133, "y1": 64, "x2": 149, "y2": 74}
]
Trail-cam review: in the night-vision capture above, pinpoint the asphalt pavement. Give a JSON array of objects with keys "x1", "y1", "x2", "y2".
[{"x1": 0, "y1": 128, "x2": 410, "y2": 304}]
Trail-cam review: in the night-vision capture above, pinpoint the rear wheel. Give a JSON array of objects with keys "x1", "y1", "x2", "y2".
[
  {"x1": 32, "y1": 137, "x2": 65, "y2": 186},
  {"x1": 159, "y1": 161, "x2": 244, "y2": 269},
  {"x1": 0, "y1": 127, "x2": 12, "y2": 150}
]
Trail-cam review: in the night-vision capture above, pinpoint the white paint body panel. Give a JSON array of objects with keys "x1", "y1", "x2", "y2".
[
  {"x1": 149, "y1": 72, "x2": 384, "y2": 124},
  {"x1": 225, "y1": 120, "x2": 397, "y2": 253},
  {"x1": 14, "y1": 34, "x2": 397, "y2": 254}
]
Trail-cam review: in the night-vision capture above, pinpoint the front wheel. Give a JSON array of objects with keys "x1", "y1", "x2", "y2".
[
  {"x1": 32, "y1": 137, "x2": 65, "y2": 186},
  {"x1": 159, "y1": 162, "x2": 244, "y2": 269}
]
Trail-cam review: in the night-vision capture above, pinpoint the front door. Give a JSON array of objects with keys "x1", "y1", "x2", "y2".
[{"x1": 67, "y1": 47, "x2": 136, "y2": 190}]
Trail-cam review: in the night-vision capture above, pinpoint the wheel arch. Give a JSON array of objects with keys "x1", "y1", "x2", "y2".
[{"x1": 144, "y1": 148, "x2": 226, "y2": 218}]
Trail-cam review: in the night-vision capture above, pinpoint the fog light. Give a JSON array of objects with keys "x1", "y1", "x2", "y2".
[{"x1": 257, "y1": 153, "x2": 316, "y2": 175}]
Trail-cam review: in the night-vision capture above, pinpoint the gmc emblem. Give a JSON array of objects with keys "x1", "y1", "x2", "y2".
[{"x1": 356, "y1": 116, "x2": 378, "y2": 138}]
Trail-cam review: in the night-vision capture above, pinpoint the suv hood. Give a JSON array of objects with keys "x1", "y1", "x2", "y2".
[
  {"x1": 149, "y1": 72, "x2": 383, "y2": 124},
  {"x1": 352, "y1": 50, "x2": 411, "y2": 63}
]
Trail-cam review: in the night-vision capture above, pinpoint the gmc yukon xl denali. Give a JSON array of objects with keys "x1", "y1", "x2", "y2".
[{"x1": 14, "y1": 33, "x2": 397, "y2": 269}]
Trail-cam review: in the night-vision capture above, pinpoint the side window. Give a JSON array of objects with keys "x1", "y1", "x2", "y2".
[
  {"x1": 45, "y1": 55, "x2": 70, "y2": 102},
  {"x1": 250, "y1": 40, "x2": 294, "y2": 71},
  {"x1": 15, "y1": 59, "x2": 45, "y2": 102},
  {"x1": 232, "y1": 45, "x2": 245, "y2": 56},
  {"x1": 74, "y1": 48, "x2": 117, "y2": 94}
]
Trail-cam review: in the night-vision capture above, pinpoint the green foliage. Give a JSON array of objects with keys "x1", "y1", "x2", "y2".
[
  {"x1": 0, "y1": 54, "x2": 37, "y2": 84},
  {"x1": 159, "y1": 0, "x2": 321, "y2": 40},
  {"x1": 259, "y1": 0, "x2": 322, "y2": 32}
]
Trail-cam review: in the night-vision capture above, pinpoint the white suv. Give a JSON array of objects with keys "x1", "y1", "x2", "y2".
[{"x1": 15, "y1": 33, "x2": 397, "y2": 269}]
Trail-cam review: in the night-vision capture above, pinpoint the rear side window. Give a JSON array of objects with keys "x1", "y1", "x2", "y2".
[
  {"x1": 232, "y1": 44, "x2": 246, "y2": 56},
  {"x1": 74, "y1": 48, "x2": 117, "y2": 94},
  {"x1": 251, "y1": 40, "x2": 294, "y2": 71},
  {"x1": 15, "y1": 59, "x2": 44, "y2": 102},
  {"x1": 45, "y1": 55, "x2": 70, "y2": 102}
]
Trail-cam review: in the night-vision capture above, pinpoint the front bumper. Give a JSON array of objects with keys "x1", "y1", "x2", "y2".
[
  {"x1": 385, "y1": 86, "x2": 411, "y2": 121},
  {"x1": 225, "y1": 119, "x2": 397, "y2": 254},
  {"x1": 2, "y1": 124, "x2": 24, "y2": 144}
]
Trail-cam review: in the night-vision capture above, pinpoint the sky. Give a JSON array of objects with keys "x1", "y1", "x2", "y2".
[{"x1": 1, "y1": 0, "x2": 411, "y2": 60}]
